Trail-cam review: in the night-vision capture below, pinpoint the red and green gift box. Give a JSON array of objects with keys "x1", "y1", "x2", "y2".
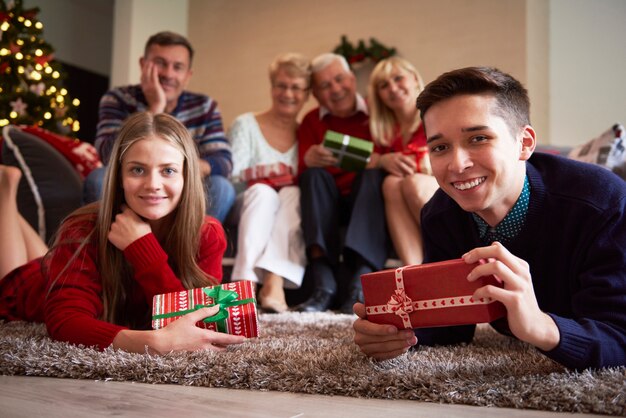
[
  {"x1": 361, "y1": 259, "x2": 506, "y2": 329},
  {"x1": 151, "y1": 281, "x2": 259, "y2": 338},
  {"x1": 402, "y1": 142, "x2": 432, "y2": 175},
  {"x1": 322, "y1": 130, "x2": 374, "y2": 171},
  {"x1": 238, "y1": 162, "x2": 295, "y2": 190}
]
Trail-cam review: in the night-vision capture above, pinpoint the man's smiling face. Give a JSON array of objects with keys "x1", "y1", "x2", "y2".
[{"x1": 424, "y1": 94, "x2": 535, "y2": 226}]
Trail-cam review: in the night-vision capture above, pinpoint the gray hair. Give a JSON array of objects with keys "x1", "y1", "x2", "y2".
[{"x1": 311, "y1": 53, "x2": 351, "y2": 74}]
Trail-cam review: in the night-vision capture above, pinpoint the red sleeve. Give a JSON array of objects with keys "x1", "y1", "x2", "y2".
[
  {"x1": 197, "y1": 216, "x2": 227, "y2": 282},
  {"x1": 44, "y1": 216, "x2": 127, "y2": 351},
  {"x1": 297, "y1": 108, "x2": 324, "y2": 176},
  {"x1": 123, "y1": 232, "x2": 186, "y2": 299}
]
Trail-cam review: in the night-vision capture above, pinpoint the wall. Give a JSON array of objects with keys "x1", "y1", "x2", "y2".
[
  {"x1": 548, "y1": 0, "x2": 626, "y2": 146},
  {"x1": 525, "y1": 0, "x2": 549, "y2": 144},
  {"x1": 24, "y1": 0, "x2": 113, "y2": 76},
  {"x1": 110, "y1": 0, "x2": 189, "y2": 87},
  {"x1": 187, "y1": 0, "x2": 526, "y2": 132}
]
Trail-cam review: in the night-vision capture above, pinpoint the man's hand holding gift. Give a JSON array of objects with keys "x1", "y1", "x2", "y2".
[
  {"x1": 463, "y1": 242, "x2": 560, "y2": 352},
  {"x1": 353, "y1": 302, "x2": 418, "y2": 361},
  {"x1": 304, "y1": 143, "x2": 338, "y2": 168}
]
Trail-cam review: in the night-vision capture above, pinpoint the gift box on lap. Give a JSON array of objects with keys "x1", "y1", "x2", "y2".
[
  {"x1": 239, "y1": 162, "x2": 295, "y2": 190},
  {"x1": 361, "y1": 259, "x2": 506, "y2": 329},
  {"x1": 402, "y1": 143, "x2": 432, "y2": 175},
  {"x1": 247, "y1": 173, "x2": 295, "y2": 190},
  {"x1": 152, "y1": 281, "x2": 259, "y2": 338},
  {"x1": 323, "y1": 130, "x2": 374, "y2": 171},
  {"x1": 239, "y1": 162, "x2": 292, "y2": 182}
]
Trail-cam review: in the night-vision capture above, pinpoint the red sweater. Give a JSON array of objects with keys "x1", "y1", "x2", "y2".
[
  {"x1": 375, "y1": 124, "x2": 431, "y2": 174},
  {"x1": 297, "y1": 107, "x2": 372, "y2": 195},
  {"x1": 1, "y1": 214, "x2": 226, "y2": 350}
]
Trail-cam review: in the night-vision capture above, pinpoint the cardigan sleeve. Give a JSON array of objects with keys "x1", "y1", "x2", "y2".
[
  {"x1": 229, "y1": 113, "x2": 254, "y2": 178},
  {"x1": 541, "y1": 199, "x2": 626, "y2": 369}
]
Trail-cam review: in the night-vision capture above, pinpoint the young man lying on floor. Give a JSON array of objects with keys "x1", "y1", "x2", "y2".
[{"x1": 353, "y1": 66, "x2": 626, "y2": 370}]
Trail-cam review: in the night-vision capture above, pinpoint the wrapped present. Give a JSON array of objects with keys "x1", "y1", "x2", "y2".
[
  {"x1": 323, "y1": 130, "x2": 374, "y2": 171},
  {"x1": 247, "y1": 173, "x2": 295, "y2": 190},
  {"x1": 361, "y1": 259, "x2": 506, "y2": 329},
  {"x1": 402, "y1": 143, "x2": 432, "y2": 175},
  {"x1": 152, "y1": 281, "x2": 259, "y2": 338},
  {"x1": 239, "y1": 162, "x2": 293, "y2": 182}
]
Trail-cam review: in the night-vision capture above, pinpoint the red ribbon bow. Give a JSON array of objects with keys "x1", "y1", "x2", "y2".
[{"x1": 386, "y1": 289, "x2": 414, "y2": 316}]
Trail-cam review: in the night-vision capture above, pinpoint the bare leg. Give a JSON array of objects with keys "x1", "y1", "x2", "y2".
[
  {"x1": 399, "y1": 173, "x2": 439, "y2": 264},
  {"x1": 19, "y1": 215, "x2": 48, "y2": 261},
  {"x1": 382, "y1": 175, "x2": 424, "y2": 265},
  {"x1": 258, "y1": 271, "x2": 288, "y2": 313},
  {"x1": 402, "y1": 173, "x2": 439, "y2": 227},
  {"x1": 0, "y1": 166, "x2": 47, "y2": 280}
]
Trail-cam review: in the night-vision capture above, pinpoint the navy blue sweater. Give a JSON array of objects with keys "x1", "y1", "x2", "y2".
[{"x1": 420, "y1": 152, "x2": 626, "y2": 369}]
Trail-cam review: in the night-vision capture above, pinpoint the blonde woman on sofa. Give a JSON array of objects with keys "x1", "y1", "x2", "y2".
[
  {"x1": 0, "y1": 112, "x2": 246, "y2": 353},
  {"x1": 368, "y1": 57, "x2": 439, "y2": 265},
  {"x1": 228, "y1": 53, "x2": 311, "y2": 313}
]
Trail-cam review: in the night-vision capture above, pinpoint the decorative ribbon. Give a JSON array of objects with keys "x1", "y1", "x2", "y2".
[
  {"x1": 331, "y1": 134, "x2": 370, "y2": 165},
  {"x1": 152, "y1": 286, "x2": 256, "y2": 333},
  {"x1": 239, "y1": 162, "x2": 292, "y2": 182},
  {"x1": 365, "y1": 267, "x2": 496, "y2": 328}
]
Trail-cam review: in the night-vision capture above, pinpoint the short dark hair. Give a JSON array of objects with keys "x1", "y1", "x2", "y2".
[
  {"x1": 144, "y1": 31, "x2": 194, "y2": 66},
  {"x1": 416, "y1": 67, "x2": 530, "y2": 134}
]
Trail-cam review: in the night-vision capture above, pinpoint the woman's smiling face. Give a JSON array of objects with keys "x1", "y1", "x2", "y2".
[{"x1": 121, "y1": 135, "x2": 185, "y2": 228}]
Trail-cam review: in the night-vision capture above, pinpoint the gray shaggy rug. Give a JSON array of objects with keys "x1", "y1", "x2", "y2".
[{"x1": 1, "y1": 312, "x2": 625, "y2": 415}]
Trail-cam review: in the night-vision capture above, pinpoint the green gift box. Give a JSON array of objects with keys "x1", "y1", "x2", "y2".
[{"x1": 323, "y1": 130, "x2": 374, "y2": 171}]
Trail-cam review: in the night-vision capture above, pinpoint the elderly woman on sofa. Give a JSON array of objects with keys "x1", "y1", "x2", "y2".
[{"x1": 228, "y1": 53, "x2": 311, "y2": 313}]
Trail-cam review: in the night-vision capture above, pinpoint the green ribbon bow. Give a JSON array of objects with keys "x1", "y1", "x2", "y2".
[{"x1": 152, "y1": 286, "x2": 256, "y2": 333}]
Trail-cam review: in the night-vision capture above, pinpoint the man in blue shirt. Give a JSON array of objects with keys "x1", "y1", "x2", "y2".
[
  {"x1": 353, "y1": 67, "x2": 626, "y2": 369},
  {"x1": 85, "y1": 31, "x2": 235, "y2": 222}
]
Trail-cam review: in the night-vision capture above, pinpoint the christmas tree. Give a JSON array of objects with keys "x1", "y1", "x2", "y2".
[{"x1": 0, "y1": 0, "x2": 80, "y2": 136}]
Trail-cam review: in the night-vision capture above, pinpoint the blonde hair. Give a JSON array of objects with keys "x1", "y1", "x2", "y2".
[
  {"x1": 48, "y1": 112, "x2": 216, "y2": 327},
  {"x1": 368, "y1": 57, "x2": 425, "y2": 147},
  {"x1": 269, "y1": 52, "x2": 312, "y2": 85}
]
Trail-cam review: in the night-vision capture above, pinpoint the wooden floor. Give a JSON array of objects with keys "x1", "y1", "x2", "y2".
[{"x1": 0, "y1": 375, "x2": 605, "y2": 418}]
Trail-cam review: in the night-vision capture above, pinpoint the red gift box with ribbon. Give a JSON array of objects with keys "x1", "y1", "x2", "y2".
[
  {"x1": 402, "y1": 143, "x2": 432, "y2": 175},
  {"x1": 239, "y1": 162, "x2": 293, "y2": 182},
  {"x1": 239, "y1": 162, "x2": 295, "y2": 190},
  {"x1": 151, "y1": 281, "x2": 259, "y2": 338},
  {"x1": 247, "y1": 173, "x2": 295, "y2": 190},
  {"x1": 361, "y1": 259, "x2": 506, "y2": 329}
]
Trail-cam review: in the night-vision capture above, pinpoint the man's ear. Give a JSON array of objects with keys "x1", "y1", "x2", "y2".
[
  {"x1": 139, "y1": 56, "x2": 145, "y2": 69},
  {"x1": 519, "y1": 125, "x2": 536, "y2": 161}
]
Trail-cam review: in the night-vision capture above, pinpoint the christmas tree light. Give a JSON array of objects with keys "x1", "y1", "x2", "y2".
[{"x1": 0, "y1": 0, "x2": 80, "y2": 135}]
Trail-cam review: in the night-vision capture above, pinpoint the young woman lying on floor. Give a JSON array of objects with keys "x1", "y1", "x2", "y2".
[{"x1": 0, "y1": 112, "x2": 246, "y2": 354}]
